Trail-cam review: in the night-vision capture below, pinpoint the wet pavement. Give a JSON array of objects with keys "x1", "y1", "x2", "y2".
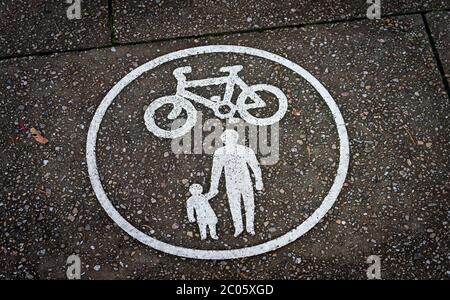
[
  {"x1": 0, "y1": 2, "x2": 449, "y2": 280},
  {"x1": 113, "y1": 0, "x2": 450, "y2": 43},
  {"x1": 0, "y1": 0, "x2": 110, "y2": 58},
  {"x1": 427, "y1": 11, "x2": 450, "y2": 82}
]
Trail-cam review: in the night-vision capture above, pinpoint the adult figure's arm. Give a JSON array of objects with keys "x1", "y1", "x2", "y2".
[
  {"x1": 209, "y1": 153, "x2": 224, "y2": 196},
  {"x1": 186, "y1": 200, "x2": 196, "y2": 223},
  {"x1": 247, "y1": 149, "x2": 263, "y2": 190}
]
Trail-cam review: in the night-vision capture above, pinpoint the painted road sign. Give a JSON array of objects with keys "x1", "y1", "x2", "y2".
[{"x1": 86, "y1": 45, "x2": 350, "y2": 259}]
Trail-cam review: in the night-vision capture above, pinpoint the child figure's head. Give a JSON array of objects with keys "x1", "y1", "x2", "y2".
[{"x1": 189, "y1": 184, "x2": 203, "y2": 196}]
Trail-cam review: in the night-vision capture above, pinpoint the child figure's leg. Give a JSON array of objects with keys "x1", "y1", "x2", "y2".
[
  {"x1": 208, "y1": 223, "x2": 218, "y2": 240},
  {"x1": 198, "y1": 223, "x2": 207, "y2": 240}
]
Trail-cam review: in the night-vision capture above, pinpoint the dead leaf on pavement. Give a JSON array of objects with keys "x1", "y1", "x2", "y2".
[
  {"x1": 292, "y1": 108, "x2": 302, "y2": 116},
  {"x1": 30, "y1": 127, "x2": 49, "y2": 144}
]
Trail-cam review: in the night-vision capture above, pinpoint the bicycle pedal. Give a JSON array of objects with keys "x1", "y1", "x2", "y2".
[{"x1": 228, "y1": 117, "x2": 241, "y2": 124}]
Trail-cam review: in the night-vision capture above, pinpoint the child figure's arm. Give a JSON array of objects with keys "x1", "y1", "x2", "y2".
[
  {"x1": 186, "y1": 199, "x2": 196, "y2": 223},
  {"x1": 204, "y1": 192, "x2": 216, "y2": 201}
]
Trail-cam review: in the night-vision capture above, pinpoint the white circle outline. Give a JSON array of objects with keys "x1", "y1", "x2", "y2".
[{"x1": 86, "y1": 45, "x2": 350, "y2": 260}]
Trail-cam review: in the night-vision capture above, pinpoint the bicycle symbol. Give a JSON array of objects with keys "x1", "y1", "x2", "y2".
[{"x1": 144, "y1": 65, "x2": 288, "y2": 138}]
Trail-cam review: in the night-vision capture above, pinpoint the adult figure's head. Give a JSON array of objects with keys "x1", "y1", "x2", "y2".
[{"x1": 221, "y1": 129, "x2": 239, "y2": 145}]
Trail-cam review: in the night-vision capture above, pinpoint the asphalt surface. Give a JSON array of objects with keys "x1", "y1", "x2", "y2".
[
  {"x1": 0, "y1": 0, "x2": 110, "y2": 58},
  {"x1": 427, "y1": 11, "x2": 450, "y2": 81},
  {"x1": 0, "y1": 1, "x2": 449, "y2": 279},
  {"x1": 113, "y1": 0, "x2": 450, "y2": 43}
]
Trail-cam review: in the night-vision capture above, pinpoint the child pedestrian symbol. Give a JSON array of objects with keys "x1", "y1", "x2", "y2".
[{"x1": 186, "y1": 184, "x2": 218, "y2": 240}]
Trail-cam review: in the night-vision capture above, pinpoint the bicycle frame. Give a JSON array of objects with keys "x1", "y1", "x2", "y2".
[
  {"x1": 145, "y1": 65, "x2": 288, "y2": 139},
  {"x1": 173, "y1": 65, "x2": 265, "y2": 118}
]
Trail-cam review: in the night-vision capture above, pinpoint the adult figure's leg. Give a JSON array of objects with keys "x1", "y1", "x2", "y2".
[
  {"x1": 227, "y1": 189, "x2": 244, "y2": 237},
  {"x1": 242, "y1": 188, "x2": 255, "y2": 235}
]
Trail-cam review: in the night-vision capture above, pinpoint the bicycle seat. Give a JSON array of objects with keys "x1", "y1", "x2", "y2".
[
  {"x1": 219, "y1": 65, "x2": 243, "y2": 74},
  {"x1": 173, "y1": 66, "x2": 192, "y2": 77}
]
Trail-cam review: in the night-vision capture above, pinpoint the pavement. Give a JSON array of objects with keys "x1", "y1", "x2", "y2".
[
  {"x1": 427, "y1": 11, "x2": 450, "y2": 82},
  {"x1": 0, "y1": 1, "x2": 449, "y2": 279}
]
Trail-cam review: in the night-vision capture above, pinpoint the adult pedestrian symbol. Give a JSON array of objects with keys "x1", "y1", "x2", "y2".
[{"x1": 86, "y1": 45, "x2": 350, "y2": 260}]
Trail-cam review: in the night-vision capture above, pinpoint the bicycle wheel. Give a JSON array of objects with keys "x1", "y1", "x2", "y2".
[
  {"x1": 237, "y1": 84, "x2": 288, "y2": 126},
  {"x1": 144, "y1": 96, "x2": 197, "y2": 139}
]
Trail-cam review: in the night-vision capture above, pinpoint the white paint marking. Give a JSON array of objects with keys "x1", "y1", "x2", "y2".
[
  {"x1": 207, "y1": 129, "x2": 263, "y2": 237},
  {"x1": 144, "y1": 64, "x2": 288, "y2": 138},
  {"x1": 86, "y1": 45, "x2": 350, "y2": 260},
  {"x1": 186, "y1": 184, "x2": 218, "y2": 240}
]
